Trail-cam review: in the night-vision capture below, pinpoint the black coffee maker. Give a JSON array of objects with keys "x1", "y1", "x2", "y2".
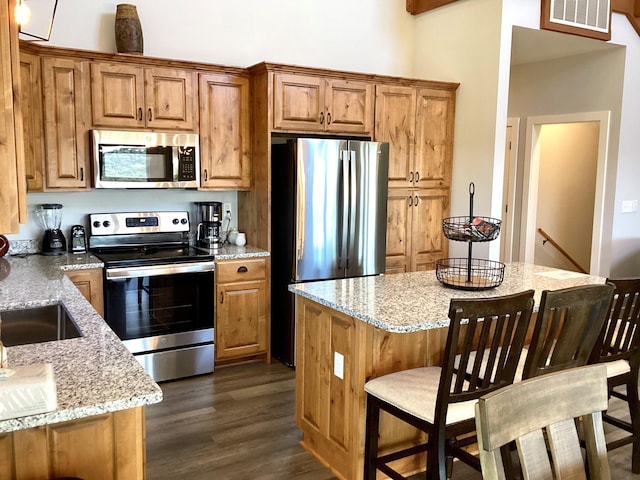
[
  {"x1": 37, "y1": 204, "x2": 67, "y2": 255},
  {"x1": 196, "y1": 202, "x2": 222, "y2": 249}
]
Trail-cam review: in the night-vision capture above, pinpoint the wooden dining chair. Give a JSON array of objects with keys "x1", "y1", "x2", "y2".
[
  {"x1": 589, "y1": 277, "x2": 640, "y2": 474},
  {"x1": 521, "y1": 283, "x2": 615, "y2": 380},
  {"x1": 475, "y1": 364, "x2": 611, "y2": 480},
  {"x1": 363, "y1": 289, "x2": 535, "y2": 480}
]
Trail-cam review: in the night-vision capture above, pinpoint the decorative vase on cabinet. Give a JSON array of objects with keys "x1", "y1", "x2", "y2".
[{"x1": 115, "y1": 4, "x2": 143, "y2": 55}]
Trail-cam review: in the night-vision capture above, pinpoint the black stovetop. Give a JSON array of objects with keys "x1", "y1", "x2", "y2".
[{"x1": 90, "y1": 244, "x2": 215, "y2": 268}]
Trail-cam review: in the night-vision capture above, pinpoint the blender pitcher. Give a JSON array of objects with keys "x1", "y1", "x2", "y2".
[{"x1": 38, "y1": 204, "x2": 67, "y2": 255}]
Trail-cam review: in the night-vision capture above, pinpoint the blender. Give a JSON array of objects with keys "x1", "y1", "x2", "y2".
[
  {"x1": 38, "y1": 204, "x2": 67, "y2": 255},
  {"x1": 195, "y1": 202, "x2": 222, "y2": 249}
]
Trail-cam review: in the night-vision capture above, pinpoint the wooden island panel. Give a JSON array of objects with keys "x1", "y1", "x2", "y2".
[{"x1": 295, "y1": 296, "x2": 447, "y2": 480}]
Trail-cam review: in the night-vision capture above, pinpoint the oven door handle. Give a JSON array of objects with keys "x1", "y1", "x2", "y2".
[{"x1": 105, "y1": 261, "x2": 216, "y2": 279}]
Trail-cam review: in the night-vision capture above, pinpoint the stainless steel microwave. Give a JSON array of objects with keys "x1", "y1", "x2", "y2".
[{"x1": 91, "y1": 130, "x2": 200, "y2": 189}]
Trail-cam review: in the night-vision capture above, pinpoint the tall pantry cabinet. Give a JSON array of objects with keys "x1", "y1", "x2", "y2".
[
  {"x1": 375, "y1": 84, "x2": 456, "y2": 274},
  {"x1": 0, "y1": 0, "x2": 27, "y2": 233}
]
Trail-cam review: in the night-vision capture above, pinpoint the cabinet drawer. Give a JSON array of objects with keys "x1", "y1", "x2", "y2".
[{"x1": 216, "y1": 258, "x2": 266, "y2": 283}]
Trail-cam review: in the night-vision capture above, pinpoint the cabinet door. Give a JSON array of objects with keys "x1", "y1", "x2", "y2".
[
  {"x1": 385, "y1": 188, "x2": 412, "y2": 274},
  {"x1": 144, "y1": 67, "x2": 197, "y2": 131},
  {"x1": 199, "y1": 73, "x2": 251, "y2": 189},
  {"x1": 325, "y1": 79, "x2": 373, "y2": 135},
  {"x1": 414, "y1": 88, "x2": 455, "y2": 189},
  {"x1": 42, "y1": 57, "x2": 90, "y2": 190},
  {"x1": 215, "y1": 279, "x2": 267, "y2": 361},
  {"x1": 90, "y1": 62, "x2": 144, "y2": 128},
  {"x1": 374, "y1": 85, "x2": 416, "y2": 189},
  {"x1": 20, "y1": 52, "x2": 44, "y2": 191},
  {"x1": 0, "y1": 0, "x2": 27, "y2": 233},
  {"x1": 410, "y1": 188, "x2": 450, "y2": 272},
  {"x1": 65, "y1": 268, "x2": 104, "y2": 317},
  {"x1": 273, "y1": 73, "x2": 325, "y2": 132}
]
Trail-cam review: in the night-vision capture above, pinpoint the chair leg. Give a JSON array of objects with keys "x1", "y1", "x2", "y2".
[
  {"x1": 627, "y1": 373, "x2": 640, "y2": 474},
  {"x1": 426, "y1": 431, "x2": 448, "y2": 480},
  {"x1": 364, "y1": 395, "x2": 381, "y2": 480},
  {"x1": 445, "y1": 438, "x2": 456, "y2": 480}
]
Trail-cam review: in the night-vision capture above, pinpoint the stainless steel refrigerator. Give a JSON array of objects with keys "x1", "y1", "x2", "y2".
[{"x1": 271, "y1": 138, "x2": 389, "y2": 366}]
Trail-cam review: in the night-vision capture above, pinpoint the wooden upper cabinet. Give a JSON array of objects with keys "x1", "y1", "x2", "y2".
[
  {"x1": 41, "y1": 57, "x2": 90, "y2": 190},
  {"x1": 198, "y1": 73, "x2": 250, "y2": 189},
  {"x1": 374, "y1": 85, "x2": 455, "y2": 190},
  {"x1": 374, "y1": 84, "x2": 416, "y2": 189},
  {"x1": 91, "y1": 62, "x2": 197, "y2": 131},
  {"x1": 414, "y1": 88, "x2": 455, "y2": 189},
  {"x1": 20, "y1": 52, "x2": 44, "y2": 192},
  {"x1": 273, "y1": 73, "x2": 373, "y2": 135}
]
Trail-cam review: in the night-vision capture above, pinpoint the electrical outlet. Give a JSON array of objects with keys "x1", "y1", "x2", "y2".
[{"x1": 223, "y1": 203, "x2": 232, "y2": 220}]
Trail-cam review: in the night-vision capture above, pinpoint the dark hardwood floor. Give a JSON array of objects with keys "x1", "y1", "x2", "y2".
[{"x1": 145, "y1": 361, "x2": 637, "y2": 479}]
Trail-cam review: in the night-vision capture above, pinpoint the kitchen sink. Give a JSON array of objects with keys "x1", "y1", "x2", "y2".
[{"x1": 0, "y1": 304, "x2": 82, "y2": 347}]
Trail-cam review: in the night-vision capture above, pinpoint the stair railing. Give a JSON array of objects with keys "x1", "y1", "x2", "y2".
[{"x1": 537, "y1": 227, "x2": 587, "y2": 274}]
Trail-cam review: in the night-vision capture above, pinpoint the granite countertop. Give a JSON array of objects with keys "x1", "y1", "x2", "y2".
[
  {"x1": 0, "y1": 253, "x2": 162, "y2": 433},
  {"x1": 288, "y1": 262, "x2": 607, "y2": 333}
]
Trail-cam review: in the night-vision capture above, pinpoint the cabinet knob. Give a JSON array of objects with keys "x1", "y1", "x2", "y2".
[
  {"x1": 237, "y1": 266, "x2": 248, "y2": 273},
  {"x1": 320, "y1": 112, "x2": 324, "y2": 125}
]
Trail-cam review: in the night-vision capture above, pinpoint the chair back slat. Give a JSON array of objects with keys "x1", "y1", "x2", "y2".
[
  {"x1": 595, "y1": 278, "x2": 640, "y2": 362},
  {"x1": 437, "y1": 290, "x2": 535, "y2": 414},
  {"x1": 523, "y1": 283, "x2": 615, "y2": 379}
]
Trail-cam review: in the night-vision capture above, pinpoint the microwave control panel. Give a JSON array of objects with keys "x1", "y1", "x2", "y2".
[{"x1": 178, "y1": 147, "x2": 197, "y2": 181}]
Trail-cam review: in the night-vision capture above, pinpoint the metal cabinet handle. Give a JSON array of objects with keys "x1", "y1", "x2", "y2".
[
  {"x1": 408, "y1": 195, "x2": 413, "y2": 207},
  {"x1": 414, "y1": 195, "x2": 418, "y2": 206},
  {"x1": 415, "y1": 171, "x2": 420, "y2": 183},
  {"x1": 204, "y1": 169, "x2": 208, "y2": 182},
  {"x1": 409, "y1": 171, "x2": 414, "y2": 183},
  {"x1": 148, "y1": 108, "x2": 152, "y2": 122},
  {"x1": 327, "y1": 112, "x2": 331, "y2": 125},
  {"x1": 220, "y1": 292, "x2": 224, "y2": 304},
  {"x1": 80, "y1": 167, "x2": 84, "y2": 182},
  {"x1": 138, "y1": 107, "x2": 142, "y2": 121},
  {"x1": 320, "y1": 112, "x2": 324, "y2": 125},
  {"x1": 237, "y1": 266, "x2": 248, "y2": 273}
]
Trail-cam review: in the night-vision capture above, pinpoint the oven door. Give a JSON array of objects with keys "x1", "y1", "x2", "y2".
[{"x1": 103, "y1": 262, "x2": 215, "y2": 351}]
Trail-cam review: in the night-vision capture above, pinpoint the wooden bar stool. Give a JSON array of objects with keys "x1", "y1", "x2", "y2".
[
  {"x1": 363, "y1": 289, "x2": 535, "y2": 480},
  {"x1": 590, "y1": 277, "x2": 640, "y2": 474}
]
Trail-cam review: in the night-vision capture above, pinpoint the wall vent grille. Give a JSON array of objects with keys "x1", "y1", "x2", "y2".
[{"x1": 550, "y1": 0, "x2": 610, "y2": 32}]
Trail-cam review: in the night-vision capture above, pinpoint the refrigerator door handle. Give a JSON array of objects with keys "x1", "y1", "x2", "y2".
[
  {"x1": 348, "y1": 149, "x2": 357, "y2": 270},
  {"x1": 340, "y1": 149, "x2": 350, "y2": 270}
]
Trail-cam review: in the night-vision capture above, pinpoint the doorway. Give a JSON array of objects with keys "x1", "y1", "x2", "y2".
[{"x1": 519, "y1": 111, "x2": 610, "y2": 275}]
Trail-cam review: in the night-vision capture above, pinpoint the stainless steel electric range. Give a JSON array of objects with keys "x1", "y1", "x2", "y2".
[{"x1": 89, "y1": 211, "x2": 215, "y2": 382}]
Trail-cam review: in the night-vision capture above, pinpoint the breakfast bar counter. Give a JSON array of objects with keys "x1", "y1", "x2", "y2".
[{"x1": 288, "y1": 263, "x2": 606, "y2": 480}]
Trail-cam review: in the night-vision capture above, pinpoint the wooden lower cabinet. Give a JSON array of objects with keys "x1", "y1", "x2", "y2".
[
  {"x1": 295, "y1": 296, "x2": 446, "y2": 480},
  {"x1": 215, "y1": 258, "x2": 269, "y2": 365},
  {"x1": 385, "y1": 188, "x2": 450, "y2": 274},
  {"x1": 65, "y1": 267, "x2": 104, "y2": 317},
  {"x1": 0, "y1": 406, "x2": 146, "y2": 480}
]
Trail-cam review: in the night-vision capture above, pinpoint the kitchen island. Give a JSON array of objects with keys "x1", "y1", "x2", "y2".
[
  {"x1": 0, "y1": 253, "x2": 162, "y2": 479},
  {"x1": 288, "y1": 263, "x2": 606, "y2": 480}
]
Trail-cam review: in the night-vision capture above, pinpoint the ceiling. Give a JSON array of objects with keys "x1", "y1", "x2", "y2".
[{"x1": 511, "y1": 26, "x2": 621, "y2": 65}]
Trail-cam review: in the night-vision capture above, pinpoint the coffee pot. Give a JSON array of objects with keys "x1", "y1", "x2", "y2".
[
  {"x1": 195, "y1": 202, "x2": 222, "y2": 249},
  {"x1": 37, "y1": 204, "x2": 67, "y2": 255}
]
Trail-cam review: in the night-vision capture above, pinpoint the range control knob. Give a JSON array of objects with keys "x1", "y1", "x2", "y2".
[
  {"x1": 103, "y1": 221, "x2": 111, "y2": 228},
  {"x1": 93, "y1": 221, "x2": 101, "y2": 228},
  {"x1": 180, "y1": 218, "x2": 188, "y2": 224},
  {"x1": 172, "y1": 218, "x2": 180, "y2": 225}
]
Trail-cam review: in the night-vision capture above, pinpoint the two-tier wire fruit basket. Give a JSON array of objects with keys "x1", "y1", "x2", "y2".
[{"x1": 436, "y1": 183, "x2": 505, "y2": 290}]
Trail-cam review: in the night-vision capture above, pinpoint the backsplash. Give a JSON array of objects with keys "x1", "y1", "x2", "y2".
[{"x1": 7, "y1": 239, "x2": 39, "y2": 255}]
